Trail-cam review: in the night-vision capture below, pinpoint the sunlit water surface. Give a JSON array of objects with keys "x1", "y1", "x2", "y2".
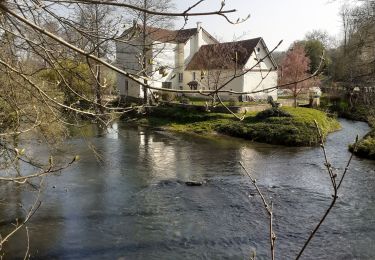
[{"x1": 1, "y1": 119, "x2": 374, "y2": 259}]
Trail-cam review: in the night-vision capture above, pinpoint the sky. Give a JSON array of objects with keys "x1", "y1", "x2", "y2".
[{"x1": 175, "y1": 0, "x2": 344, "y2": 51}]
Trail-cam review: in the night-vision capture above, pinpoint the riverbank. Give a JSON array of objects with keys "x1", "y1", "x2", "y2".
[
  {"x1": 133, "y1": 106, "x2": 340, "y2": 146},
  {"x1": 351, "y1": 117, "x2": 375, "y2": 159},
  {"x1": 321, "y1": 98, "x2": 375, "y2": 159}
]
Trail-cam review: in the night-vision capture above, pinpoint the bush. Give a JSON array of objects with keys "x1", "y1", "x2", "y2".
[
  {"x1": 255, "y1": 108, "x2": 292, "y2": 120},
  {"x1": 228, "y1": 98, "x2": 237, "y2": 106},
  {"x1": 180, "y1": 97, "x2": 190, "y2": 104},
  {"x1": 160, "y1": 91, "x2": 176, "y2": 102}
]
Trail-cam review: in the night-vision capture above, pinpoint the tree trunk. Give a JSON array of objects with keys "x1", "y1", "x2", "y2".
[{"x1": 142, "y1": 0, "x2": 149, "y2": 105}]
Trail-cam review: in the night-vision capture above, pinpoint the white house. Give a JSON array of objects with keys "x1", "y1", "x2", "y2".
[{"x1": 116, "y1": 23, "x2": 278, "y2": 101}]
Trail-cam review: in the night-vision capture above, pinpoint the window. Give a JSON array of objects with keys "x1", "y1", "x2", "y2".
[
  {"x1": 192, "y1": 72, "x2": 196, "y2": 80},
  {"x1": 178, "y1": 73, "x2": 183, "y2": 83},
  {"x1": 162, "y1": 81, "x2": 172, "y2": 89},
  {"x1": 125, "y1": 80, "x2": 129, "y2": 95}
]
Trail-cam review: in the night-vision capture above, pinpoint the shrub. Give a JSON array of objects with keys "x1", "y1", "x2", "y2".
[
  {"x1": 160, "y1": 91, "x2": 176, "y2": 102},
  {"x1": 180, "y1": 97, "x2": 190, "y2": 104},
  {"x1": 228, "y1": 98, "x2": 237, "y2": 106},
  {"x1": 351, "y1": 129, "x2": 375, "y2": 159},
  {"x1": 255, "y1": 108, "x2": 292, "y2": 120}
]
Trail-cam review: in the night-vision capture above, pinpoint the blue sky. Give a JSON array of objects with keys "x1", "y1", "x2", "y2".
[{"x1": 175, "y1": 0, "x2": 344, "y2": 50}]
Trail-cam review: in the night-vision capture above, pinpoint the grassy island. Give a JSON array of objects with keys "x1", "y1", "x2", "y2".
[{"x1": 135, "y1": 106, "x2": 340, "y2": 146}]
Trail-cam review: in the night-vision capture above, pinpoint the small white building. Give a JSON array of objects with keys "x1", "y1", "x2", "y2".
[{"x1": 116, "y1": 23, "x2": 278, "y2": 101}]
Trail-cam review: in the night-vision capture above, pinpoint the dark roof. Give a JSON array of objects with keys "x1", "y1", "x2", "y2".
[
  {"x1": 186, "y1": 38, "x2": 262, "y2": 70},
  {"x1": 121, "y1": 24, "x2": 219, "y2": 44},
  {"x1": 119, "y1": 25, "x2": 197, "y2": 43}
]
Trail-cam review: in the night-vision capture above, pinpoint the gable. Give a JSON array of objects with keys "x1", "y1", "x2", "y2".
[{"x1": 245, "y1": 39, "x2": 278, "y2": 71}]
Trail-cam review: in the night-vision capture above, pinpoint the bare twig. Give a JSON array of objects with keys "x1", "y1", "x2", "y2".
[
  {"x1": 0, "y1": 178, "x2": 43, "y2": 250},
  {"x1": 23, "y1": 227, "x2": 30, "y2": 260},
  {"x1": 239, "y1": 161, "x2": 275, "y2": 260},
  {"x1": 0, "y1": 155, "x2": 79, "y2": 183},
  {"x1": 44, "y1": 0, "x2": 237, "y2": 17},
  {"x1": 295, "y1": 120, "x2": 359, "y2": 259}
]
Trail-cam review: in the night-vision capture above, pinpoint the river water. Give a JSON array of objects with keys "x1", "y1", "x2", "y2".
[{"x1": 1, "y1": 119, "x2": 374, "y2": 259}]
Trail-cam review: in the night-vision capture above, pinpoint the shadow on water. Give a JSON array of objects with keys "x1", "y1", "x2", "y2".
[{"x1": 0, "y1": 119, "x2": 374, "y2": 259}]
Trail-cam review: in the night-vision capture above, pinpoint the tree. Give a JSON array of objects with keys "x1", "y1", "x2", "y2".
[
  {"x1": 72, "y1": 3, "x2": 120, "y2": 112},
  {"x1": 305, "y1": 29, "x2": 336, "y2": 49},
  {"x1": 328, "y1": 0, "x2": 375, "y2": 105},
  {"x1": 300, "y1": 39, "x2": 327, "y2": 74},
  {"x1": 279, "y1": 43, "x2": 317, "y2": 107}
]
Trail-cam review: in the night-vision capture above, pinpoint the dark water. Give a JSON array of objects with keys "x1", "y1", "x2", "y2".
[{"x1": 1, "y1": 119, "x2": 374, "y2": 259}]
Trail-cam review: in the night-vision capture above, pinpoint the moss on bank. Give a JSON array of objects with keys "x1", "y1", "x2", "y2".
[
  {"x1": 135, "y1": 106, "x2": 340, "y2": 146},
  {"x1": 351, "y1": 118, "x2": 375, "y2": 160}
]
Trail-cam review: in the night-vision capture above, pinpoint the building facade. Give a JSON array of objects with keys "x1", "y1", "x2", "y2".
[{"x1": 116, "y1": 23, "x2": 278, "y2": 101}]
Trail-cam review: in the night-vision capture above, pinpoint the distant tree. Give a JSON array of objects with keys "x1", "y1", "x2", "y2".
[
  {"x1": 279, "y1": 44, "x2": 317, "y2": 107},
  {"x1": 73, "y1": 4, "x2": 119, "y2": 112},
  {"x1": 300, "y1": 39, "x2": 328, "y2": 74},
  {"x1": 305, "y1": 29, "x2": 336, "y2": 49},
  {"x1": 330, "y1": 1, "x2": 375, "y2": 86}
]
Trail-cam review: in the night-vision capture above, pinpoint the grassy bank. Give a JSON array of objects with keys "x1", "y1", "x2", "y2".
[
  {"x1": 351, "y1": 118, "x2": 375, "y2": 160},
  {"x1": 135, "y1": 106, "x2": 340, "y2": 146}
]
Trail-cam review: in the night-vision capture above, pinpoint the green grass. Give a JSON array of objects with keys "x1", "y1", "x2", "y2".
[{"x1": 137, "y1": 106, "x2": 340, "y2": 146}]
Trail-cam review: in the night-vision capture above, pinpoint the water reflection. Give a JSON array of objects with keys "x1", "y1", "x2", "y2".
[{"x1": 0, "y1": 119, "x2": 374, "y2": 259}]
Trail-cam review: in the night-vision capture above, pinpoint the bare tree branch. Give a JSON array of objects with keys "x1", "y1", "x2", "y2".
[{"x1": 295, "y1": 121, "x2": 359, "y2": 259}]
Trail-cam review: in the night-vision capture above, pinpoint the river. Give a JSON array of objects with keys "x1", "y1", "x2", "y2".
[{"x1": 1, "y1": 119, "x2": 374, "y2": 259}]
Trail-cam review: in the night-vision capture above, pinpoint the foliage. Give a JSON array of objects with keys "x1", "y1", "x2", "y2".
[
  {"x1": 255, "y1": 108, "x2": 292, "y2": 120},
  {"x1": 160, "y1": 91, "x2": 176, "y2": 102},
  {"x1": 179, "y1": 96, "x2": 191, "y2": 104},
  {"x1": 351, "y1": 129, "x2": 375, "y2": 159},
  {"x1": 300, "y1": 39, "x2": 330, "y2": 74},
  {"x1": 227, "y1": 98, "x2": 237, "y2": 107},
  {"x1": 305, "y1": 29, "x2": 336, "y2": 49},
  {"x1": 38, "y1": 59, "x2": 94, "y2": 104},
  {"x1": 328, "y1": 1, "x2": 375, "y2": 83}
]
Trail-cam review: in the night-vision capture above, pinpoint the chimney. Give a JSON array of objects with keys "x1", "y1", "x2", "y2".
[
  {"x1": 196, "y1": 22, "x2": 203, "y2": 50},
  {"x1": 197, "y1": 22, "x2": 202, "y2": 31}
]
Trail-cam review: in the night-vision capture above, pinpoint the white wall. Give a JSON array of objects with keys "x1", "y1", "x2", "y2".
[
  {"x1": 184, "y1": 70, "x2": 244, "y2": 100},
  {"x1": 115, "y1": 26, "x2": 219, "y2": 98},
  {"x1": 245, "y1": 41, "x2": 276, "y2": 71},
  {"x1": 150, "y1": 41, "x2": 178, "y2": 89},
  {"x1": 243, "y1": 40, "x2": 278, "y2": 100},
  {"x1": 243, "y1": 71, "x2": 278, "y2": 100},
  {"x1": 116, "y1": 38, "x2": 144, "y2": 98}
]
